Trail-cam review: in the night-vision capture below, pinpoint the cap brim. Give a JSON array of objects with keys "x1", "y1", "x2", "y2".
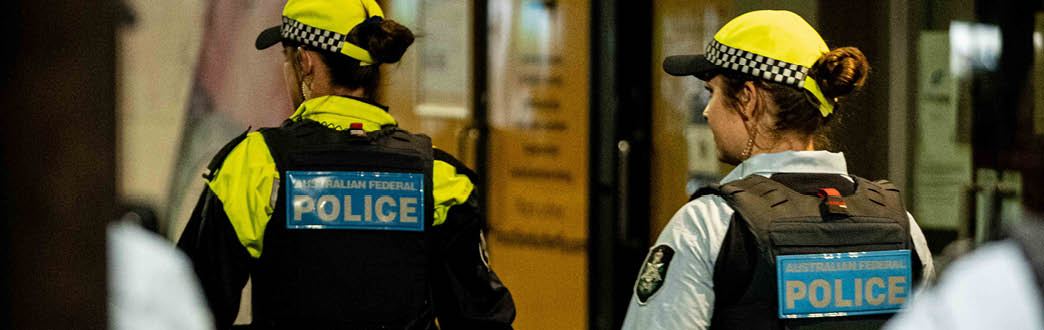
[
  {"x1": 255, "y1": 25, "x2": 282, "y2": 50},
  {"x1": 663, "y1": 55, "x2": 719, "y2": 79}
]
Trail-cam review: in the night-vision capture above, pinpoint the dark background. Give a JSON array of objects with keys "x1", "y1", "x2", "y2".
[{"x1": 1, "y1": 2, "x2": 117, "y2": 329}]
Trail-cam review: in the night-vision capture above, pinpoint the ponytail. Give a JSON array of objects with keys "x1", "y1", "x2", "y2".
[
  {"x1": 810, "y1": 47, "x2": 870, "y2": 101},
  {"x1": 306, "y1": 17, "x2": 415, "y2": 101}
]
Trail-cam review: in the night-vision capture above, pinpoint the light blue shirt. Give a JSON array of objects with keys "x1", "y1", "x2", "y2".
[
  {"x1": 621, "y1": 151, "x2": 934, "y2": 330},
  {"x1": 109, "y1": 222, "x2": 214, "y2": 330},
  {"x1": 885, "y1": 237, "x2": 1044, "y2": 329}
]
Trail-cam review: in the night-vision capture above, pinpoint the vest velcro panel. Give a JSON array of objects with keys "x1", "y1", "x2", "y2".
[
  {"x1": 707, "y1": 174, "x2": 916, "y2": 330},
  {"x1": 724, "y1": 175, "x2": 910, "y2": 258},
  {"x1": 253, "y1": 120, "x2": 435, "y2": 328}
]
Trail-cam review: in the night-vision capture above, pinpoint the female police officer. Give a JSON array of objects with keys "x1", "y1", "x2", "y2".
[
  {"x1": 176, "y1": 1, "x2": 515, "y2": 329},
  {"x1": 622, "y1": 10, "x2": 934, "y2": 329}
]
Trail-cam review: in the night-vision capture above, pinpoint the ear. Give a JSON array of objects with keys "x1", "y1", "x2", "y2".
[
  {"x1": 298, "y1": 48, "x2": 316, "y2": 77},
  {"x1": 739, "y1": 81, "x2": 759, "y2": 121}
]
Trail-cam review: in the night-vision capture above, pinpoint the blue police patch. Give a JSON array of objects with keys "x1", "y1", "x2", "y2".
[
  {"x1": 285, "y1": 171, "x2": 424, "y2": 231},
  {"x1": 776, "y1": 249, "x2": 912, "y2": 319}
]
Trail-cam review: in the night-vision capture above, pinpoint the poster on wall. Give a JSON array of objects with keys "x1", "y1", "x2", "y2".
[
  {"x1": 415, "y1": 1, "x2": 471, "y2": 119},
  {"x1": 912, "y1": 31, "x2": 972, "y2": 230},
  {"x1": 486, "y1": 0, "x2": 590, "y2": 328}
]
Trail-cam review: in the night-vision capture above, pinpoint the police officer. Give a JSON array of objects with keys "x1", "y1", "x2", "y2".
[
  {"x1": 884, "y1": 111, "x2": 1044, "y2": 329},
  {"x1": 622, "y1": 10, "x2": 934, "y2": 329},
  {"x1": 176, "y1": 1, "x2": 515, "y2": 329}
]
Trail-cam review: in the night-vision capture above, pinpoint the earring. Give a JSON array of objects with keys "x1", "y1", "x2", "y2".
[
  {"x1": 301, "y1": 77, "x2": 312, "y2": 100},
  {"x1": 297, "y1": 48, "x2": 312, "y2": 100},
  {"x1": 740, "y1": 136, "x2": 755, "y2": 160},
  {"x1": 741, "y1": 127, "x2": 758, "y2": 160}
]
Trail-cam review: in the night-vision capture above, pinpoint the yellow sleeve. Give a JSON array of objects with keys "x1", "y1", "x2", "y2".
[
  {"x1": 432, "y1": 160, "x2": 475, "y2": 226},
  {"x1": 206, "y1": 132, "x2": 279, "y2": 258}
]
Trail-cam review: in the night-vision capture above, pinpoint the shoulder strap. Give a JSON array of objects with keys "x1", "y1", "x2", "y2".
[
  {"x1": 688, "y1": 184, "x2": 723, "y2": 201},
  {"x1": 256, "y1": 124, "x2": 296, "y2": 174},
  {"x1": 853, "y1": 177, "x2": 906, "y2": 211},
  {"x1": 689, "y1": 174, "x2": 786, "y2": 202},
  {"x1": 374, "y1": 127, "x2": 433, "y2": 163},
  {"x1": 720, "y1": 175, "x2": 817, "y2": 223},
  {"x1": 711, "y1": 175, "x2": 819, "y2": 259},
  {"x1": 202, "y1": 127, "x2": 251, "y2": 181}
]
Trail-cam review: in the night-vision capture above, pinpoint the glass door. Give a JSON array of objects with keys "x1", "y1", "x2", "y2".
[{"x1": 485, "y1": 0, "x2": 592, "y2": 328}]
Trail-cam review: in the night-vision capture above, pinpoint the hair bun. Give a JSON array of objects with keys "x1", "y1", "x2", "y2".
[
  {"x1": 810, "y1": 47, "x2": 870, "y2": 99},
  {"x1": 364, "y1": 19, "x2": 414, "y2": 64}
]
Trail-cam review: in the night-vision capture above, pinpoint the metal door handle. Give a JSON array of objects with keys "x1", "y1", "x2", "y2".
[
  {"x1": 617, "y1": 140, "x2": 631, "y2": 242},
  {"x1": 458, "y1": 126, "x2": 481, "y2": 169}
]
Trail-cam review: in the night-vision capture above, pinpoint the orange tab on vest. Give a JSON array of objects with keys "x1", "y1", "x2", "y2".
[
  {"x1": 817, "y1": 188, "x2": 841, "y2": 198},
  {"x1": 348, "y1": 122, "x2": 366, "y2": 136},
  {"x1": 818, "y1": 187, "x2": 848, "y2": 215}
]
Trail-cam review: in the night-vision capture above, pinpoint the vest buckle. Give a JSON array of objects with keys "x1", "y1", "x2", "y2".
[{"x1": 817, "y1": 188, "x2": 849, "y2": 216}]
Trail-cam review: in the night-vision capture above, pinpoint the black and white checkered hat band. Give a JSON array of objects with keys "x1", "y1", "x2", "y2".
[
  {"x1": 281, "y1": 16, "x2": 346, "y2": 54},
  {"x1": 705, "y1": 39, "x2": 809, "y2": 89}
]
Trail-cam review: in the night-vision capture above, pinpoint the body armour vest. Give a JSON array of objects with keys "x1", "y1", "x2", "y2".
[
  {"x1": 691, "y1": 174, "x2": 921, "y2": 330},
  {"x1": 253, "y1": 120, "x2": 436, "y2": 329}
]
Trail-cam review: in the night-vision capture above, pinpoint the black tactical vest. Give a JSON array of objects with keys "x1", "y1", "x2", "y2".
[
  {"x1": 251, "y1": 119, "x2": 436, "y2": 329},
  {"x1": 691, "y1": 174, "x2": 921, "y2": 330}
]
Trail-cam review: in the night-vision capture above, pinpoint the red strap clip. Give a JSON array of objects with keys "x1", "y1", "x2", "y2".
[
  {"x1": 348, "y1": 122, "x2": 366, "y2": 136},
  {"x1": 817, "y1": 188, "x2": 848, "y2": 215}
]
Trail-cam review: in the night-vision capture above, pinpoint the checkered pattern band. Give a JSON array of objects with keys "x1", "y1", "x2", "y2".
[
  {"x1": 705, "y1": 39, "x2": 809, "y2": 89},
  {"x1": 281, "y1": 16, "x2": 347, "y2": 54}
]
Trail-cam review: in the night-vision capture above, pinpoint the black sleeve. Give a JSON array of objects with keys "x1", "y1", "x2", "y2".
[
  {"x1": 176, "y1": 186, "x2": 252, "y2": 329},
  {"x1": 430, "y1": 196, "x2": 516, "y2": 329},
  {"x1": 429, "y1": 149, "x2": 515, "y2": 329}
]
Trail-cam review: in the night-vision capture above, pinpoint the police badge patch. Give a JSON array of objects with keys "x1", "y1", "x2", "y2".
[
  {"x1": 285, "y1": 171, "x2": 425, "y2": 231},
  {"x1": 635, "y1": 244, "x2": 674, "y2": 304}
]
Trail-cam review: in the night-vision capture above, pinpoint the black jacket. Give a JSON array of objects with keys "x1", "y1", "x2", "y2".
[{"x1": 178, "y1": 119, "x2": 514, "y2": 329}]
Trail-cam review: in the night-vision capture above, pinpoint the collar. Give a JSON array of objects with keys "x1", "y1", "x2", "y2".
[
  {"x1": 289, "y1": 95, "x2": 396, "y2": 131},
  {"x1": 720, "y1": 150, "x2": 849, "y2": 184}
]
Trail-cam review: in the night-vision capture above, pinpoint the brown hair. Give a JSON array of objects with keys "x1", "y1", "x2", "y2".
[
  {"x1": 718, "y1": 47, "x2": 870, "y2": 149},
  {"x1": 284, "y1": 18, "x2": 414, "y2": 101}
]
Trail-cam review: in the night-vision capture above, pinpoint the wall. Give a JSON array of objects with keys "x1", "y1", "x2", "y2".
[{"x1": 117, "y1": 0, "x2": 207, "y2": 232}]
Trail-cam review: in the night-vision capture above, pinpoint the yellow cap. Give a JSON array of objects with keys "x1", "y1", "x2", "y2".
[
  {"x1": 663, "y1": 10, "x2": 835, "y2": 117},
  {"x1": 256, "y1": 0, "x2": 384, "y2": 66}
]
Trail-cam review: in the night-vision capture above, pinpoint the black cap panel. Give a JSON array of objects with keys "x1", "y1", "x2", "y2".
[
  {"x1": 662, "y1": 54, "x2": 718, "y2": 79},
  {"x1": 255, "y1": 25, "x2": 282, "y2": 50}
]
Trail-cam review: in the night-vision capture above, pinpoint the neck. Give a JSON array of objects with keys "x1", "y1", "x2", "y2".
[
  {"x1": 308, "y1": 82, "x2": 366, "y2": 100},
  {"x1": 306, "y1": 68, "x2": 367, "y2": 100},
  {"x1": 747, "y1": 133, "x2": 815, "y2": 158},
  {"x1": 330, "y1": 86, "x2": 365, "y2": 98}
]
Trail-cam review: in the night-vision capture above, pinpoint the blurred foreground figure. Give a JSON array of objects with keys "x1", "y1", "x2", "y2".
[
  {"x1": 623, "y1": 10, "x2": 934, "y2": 329},
  {"x1": 886, "y1": 171, "x2": 1044, "y2": 329},
  {"x1": 176, "y1": 0, "x2": 515, "y2": 328},
  {"x1": 109, "y1": 221, "x2": 214, "y2": 330}
]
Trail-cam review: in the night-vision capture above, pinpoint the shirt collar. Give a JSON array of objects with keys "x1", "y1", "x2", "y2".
[
  {"x1": 720, "y1": 150, "x2": 849, "y2": 184},
  {"x1": 289, "y1": 95, "x2": 397, "y2": 131}
]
